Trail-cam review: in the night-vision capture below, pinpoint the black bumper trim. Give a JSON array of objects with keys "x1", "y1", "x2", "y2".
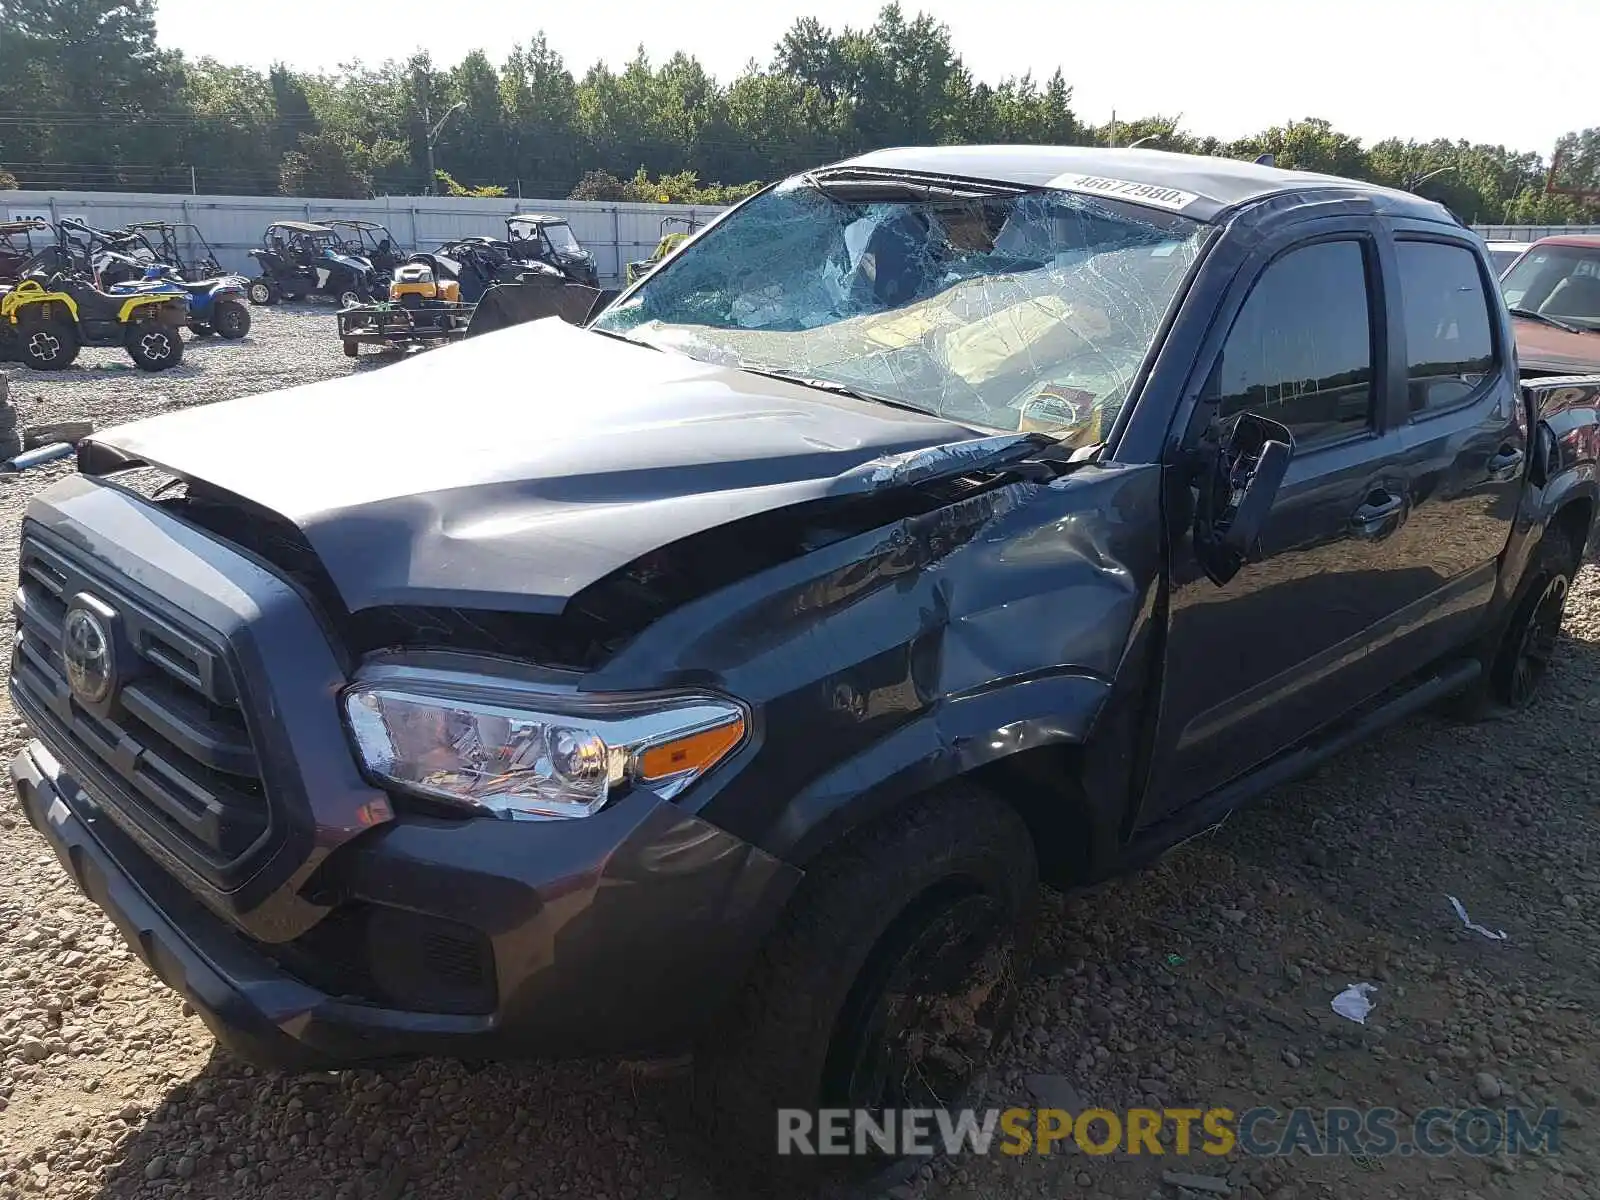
[{"x1": 12, "y1": 740, "x2": 803, "y2": 1068}]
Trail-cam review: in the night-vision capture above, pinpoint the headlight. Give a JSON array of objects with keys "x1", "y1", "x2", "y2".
[{"x1": 343, "y1": 673, "x2": 747, "y2": 821}]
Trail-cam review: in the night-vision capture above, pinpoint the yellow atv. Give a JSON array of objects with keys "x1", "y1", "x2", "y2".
[
  {"x1": 0, "y1": 275, "x2": 188, "y2": 371},
  {"x1": 626, "y1": 216, "x2": 701, "y2": 285}
]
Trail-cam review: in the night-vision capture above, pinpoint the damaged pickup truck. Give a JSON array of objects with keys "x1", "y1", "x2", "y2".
[{"x1": 10, "y1": 146, "x2": 1600, "y2": 1160}]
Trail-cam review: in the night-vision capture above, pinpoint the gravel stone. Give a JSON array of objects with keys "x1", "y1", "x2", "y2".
[{"x1": 0, "y1": 319, "x2": 1597, "y2": 1200}]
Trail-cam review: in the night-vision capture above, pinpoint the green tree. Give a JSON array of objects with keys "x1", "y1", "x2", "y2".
[
  {"x1": 0, "y1": 0, "x2": 184, "y2": 182},
  {"x1": 279, "y1": 130, "x2": 403, "y2": 198}
]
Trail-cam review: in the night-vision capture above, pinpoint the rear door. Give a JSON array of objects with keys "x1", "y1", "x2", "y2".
[
  {"x1": 1380, "y1": 234, "x2": 1522, "y2": 669},
  {"x1": 1147, "y1": 217, "x2": 1417, "y2": 815}
]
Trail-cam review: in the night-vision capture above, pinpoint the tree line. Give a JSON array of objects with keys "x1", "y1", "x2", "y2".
[{"x1": 1, "y1": 0, "x2": 1596, "y2": 222}]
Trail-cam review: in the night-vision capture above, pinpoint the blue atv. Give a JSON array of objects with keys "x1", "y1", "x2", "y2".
[{"x1": 110, "y1": 263, "x2": 252, "y2": 339}]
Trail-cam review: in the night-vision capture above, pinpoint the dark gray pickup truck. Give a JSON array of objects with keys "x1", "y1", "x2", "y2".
[{"x1": 10, "y1": 146, "x2": 1600, "y2": 1161}]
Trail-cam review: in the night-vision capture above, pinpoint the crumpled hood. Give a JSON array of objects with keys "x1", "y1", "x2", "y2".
[{"x1": 87, "y1": 319, "x2": 1014, "y2": 614}]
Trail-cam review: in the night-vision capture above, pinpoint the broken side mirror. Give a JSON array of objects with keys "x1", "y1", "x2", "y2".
[{"x1": 1194, "y1": 413, "x2": 1294, "y2": 586}]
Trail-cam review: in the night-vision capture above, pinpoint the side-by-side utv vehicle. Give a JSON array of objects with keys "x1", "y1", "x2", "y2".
[{"x1": 246, "y1": 221, "x2": 380, "y2": 307}]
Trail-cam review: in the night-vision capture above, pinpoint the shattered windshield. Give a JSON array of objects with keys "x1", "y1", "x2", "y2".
[{"x1": 593, "y1": 176, "x2": 1209, "y2": 442}]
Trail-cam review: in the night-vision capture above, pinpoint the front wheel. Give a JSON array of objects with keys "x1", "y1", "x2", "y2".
[
  {"x1": 248, "y1": 278, "x2": 279, "y2": 306},
  {"x1": 338, "y1": 288, "x2": 363, "y2": 310},
  {"x1": 126, "y1": 324, "x2": 185, "y2": 371},
  {"x1": 692, "y1": 782, "x2": 1038, "y2": 1170},
  {"x1": 19, "y1": 317, "x2": 79, "y2": 371},
  {"x1": 212, "y1": 299, "x2": 251, "y2": 339}
]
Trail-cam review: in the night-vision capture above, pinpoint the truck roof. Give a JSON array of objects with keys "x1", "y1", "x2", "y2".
[{"x1": 828, "y1": 145, "x2": 1456, "y2": 225}]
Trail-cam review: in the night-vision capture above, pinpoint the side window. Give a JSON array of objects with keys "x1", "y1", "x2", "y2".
[
  {"x1": 1396, "y1": 240, "x2": 1496, "y2": 415},
  {"x1": 1211, "y1": 240, "x2": 1375, "y2": 446}
]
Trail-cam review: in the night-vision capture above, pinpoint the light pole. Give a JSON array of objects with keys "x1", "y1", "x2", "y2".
[{"x1": 424, "y1": 99, "x2": 465, "y2": 195}]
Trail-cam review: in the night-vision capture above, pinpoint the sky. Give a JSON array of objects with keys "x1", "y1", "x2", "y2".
[{"x1": 152, "y1": 0, "x2": 1594, "y2": 155}]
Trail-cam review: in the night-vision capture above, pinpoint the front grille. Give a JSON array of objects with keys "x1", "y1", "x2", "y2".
[{"x1": 11, "y1": 532, "x2": 270, "y2": 875}]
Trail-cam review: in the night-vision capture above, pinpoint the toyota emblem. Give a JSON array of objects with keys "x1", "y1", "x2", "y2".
[{"x1": 63, "y1": 607, "x2": 115, "y2": 704}]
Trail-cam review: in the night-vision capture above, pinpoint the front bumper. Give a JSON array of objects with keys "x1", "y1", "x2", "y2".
[{"x1": 13, "y1": 738, "x2": 800, "y2": 1068}]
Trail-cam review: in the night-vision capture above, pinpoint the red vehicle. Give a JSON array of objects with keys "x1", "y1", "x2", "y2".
[{"x1": 1502, "y1": 234, "x2": 1600, "y2": 376}]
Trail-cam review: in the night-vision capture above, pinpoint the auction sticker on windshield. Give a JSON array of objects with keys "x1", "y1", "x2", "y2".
[{"x1": 1047, "y1": 175, "x2": 1201, "y2": 212}]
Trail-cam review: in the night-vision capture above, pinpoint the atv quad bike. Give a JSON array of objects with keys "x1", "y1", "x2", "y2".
[
  {"x1": 247, "y1": 221, "x2": 378, "y2": 307},
  {"x1": 626, "y1": 216, "x2": 701, "y2": 285},
  {"x1": 0, "y1": 274, "x2": 188, "y2": 371},
  {"x1": 111, "y1": 265, "x2": 251, "y2": 340}
]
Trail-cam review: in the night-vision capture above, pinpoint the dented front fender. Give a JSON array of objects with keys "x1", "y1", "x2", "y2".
[{"x1": 590, "y1": 459, "x2": 1165, "y2": 864}]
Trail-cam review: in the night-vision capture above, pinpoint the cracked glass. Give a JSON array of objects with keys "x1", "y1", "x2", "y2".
[{"x1": 593, "y1": 175, "x2": 1209, "y2": 446}]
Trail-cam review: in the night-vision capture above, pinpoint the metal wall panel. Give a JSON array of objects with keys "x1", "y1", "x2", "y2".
[{"x1": 2, "y1": 191, "x2": 733, "y2": 284}]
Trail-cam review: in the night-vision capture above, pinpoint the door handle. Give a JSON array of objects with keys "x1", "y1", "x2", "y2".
[
  {"x1": 1350, "y1": 490, "x2": 1406, "y2": 538},
  {"x1": 1486, "y1": 445, "x2": 1525, "y2": 482}
]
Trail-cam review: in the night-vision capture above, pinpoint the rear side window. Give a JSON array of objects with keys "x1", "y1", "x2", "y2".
[
  {"x1": 1396, "y1": 240, "x2": 1496, "y2": 414},
  {"x1": 1213, "y1": 239, "x2": 1375, "y2": 446}
]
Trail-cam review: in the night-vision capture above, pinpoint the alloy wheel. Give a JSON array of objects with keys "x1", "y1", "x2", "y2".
[{"x1": 1508, "y1": 573, "x2": 1569, "y2": 708}]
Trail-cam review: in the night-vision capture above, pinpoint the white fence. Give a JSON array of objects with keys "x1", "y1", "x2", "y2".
[
  {"x1": 1472, "y1": 224, "x2": 1600, "y2": 241},
  {"x1": 2, "y1": 191, "x2": 731, "y2": 285}
]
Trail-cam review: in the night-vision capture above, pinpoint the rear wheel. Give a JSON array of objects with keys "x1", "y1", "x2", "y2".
[
  {"x1": 126, "y1": 324, "x2": 184, "y2": 371},
  {"x1": 338, "y1": 288, "x2": 362, "y2": 310},
  {"x1": 1449, "y1": 526, "x2": 1579, "y2": 718},
  {"x1": 212, "y1": 299, "x2": 251, "y2": 339},
  {"x1": 692, "y1": 782, "x2": 1037, "y2": 1172},
  {"x1": 248, "y1": 278, "x2": 279, "y2": 306},
  {"x1": 19, "y1": 316, "x2": 79, "y2": 371}
]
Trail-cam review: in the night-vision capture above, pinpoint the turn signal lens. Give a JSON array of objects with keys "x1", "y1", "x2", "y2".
[{"x1": 637, "y1": 717, "x2": 746, "y2": 783}]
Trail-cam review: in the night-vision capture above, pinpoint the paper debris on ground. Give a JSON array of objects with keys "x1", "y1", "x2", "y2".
[
  {"x1": 1331, "y1": 981, "x2": 1377, "y2": 1024},
  {"x1": 1447, "y1": 894, "x2": 1508, "y2": 940}
]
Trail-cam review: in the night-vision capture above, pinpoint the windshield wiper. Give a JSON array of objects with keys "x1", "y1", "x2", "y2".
[
  {"x1": 587, "y1": 325, "x2": 659, "y2": 350},
  {"x1": 1508, "y1": 306, "x2": 1588, "y2": 335},
  {"x1": 735, "y1": 364, "x2": 934, "y2": 416}
]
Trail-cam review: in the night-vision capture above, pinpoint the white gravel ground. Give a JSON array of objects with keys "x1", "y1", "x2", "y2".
[{"x1": 0, "y1": 309, "x2": 1594, "y2": 1200}]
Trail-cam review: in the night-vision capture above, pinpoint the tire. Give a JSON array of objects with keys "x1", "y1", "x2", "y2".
[
  {"x1": 1448, "y1": 526, "x2": 1580, "y2": 718},
  {"x1": 126, "y1": 324, "x2": 184, "y2": 372},
  {"x1": 692, "y1": 782, "x2": 1038, "y2": 1173},
  {"x1": 248, "y1": 278, "x2": 279, "y2": 306},
  {"x1": 190, "y1": 324, "x2": 216, "y2": 338},
  {"x1": 19, "y1": 317, "x2": 79, "y2": 371},
  {"x1": 212, "y1": 299, "x2": 251, "y2": 339},
  {"x1": 342, "y1": 339, "x2": 360, "y2": 358},
  {"x1": 339, "y1": 289, "x2": 362, "y2": 310}
]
